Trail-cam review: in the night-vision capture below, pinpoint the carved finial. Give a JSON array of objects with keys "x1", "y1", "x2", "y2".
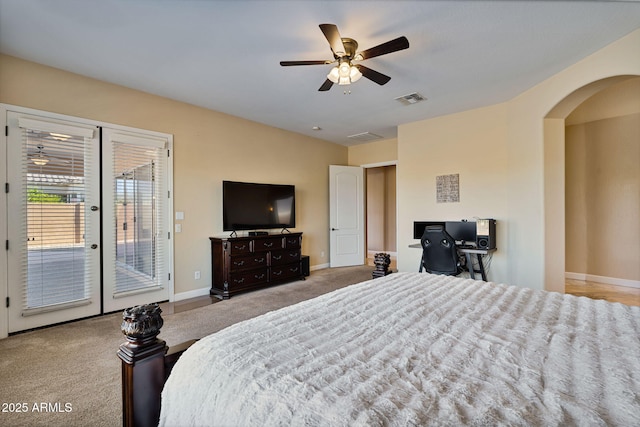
[
  {"x1": 374, "y1": 253, "x2": 391, "y2": 271},
  {"x1": 121, "y1": 303, "x2": 164, "y2": 345},
  {"x1": 372, "y1": 252, "x2": 392, "y2": 278}
]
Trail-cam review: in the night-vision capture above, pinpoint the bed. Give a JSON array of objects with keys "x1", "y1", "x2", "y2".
[{"x1": 119, "y1": 272, "x2": 640, "y2": 426}]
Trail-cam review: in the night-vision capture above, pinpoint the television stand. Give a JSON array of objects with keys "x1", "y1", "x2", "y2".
[{"x1": 209, "y1": 232, "x2": 304, "y2": 299}]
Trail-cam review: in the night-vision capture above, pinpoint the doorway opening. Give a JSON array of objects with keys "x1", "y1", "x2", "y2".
[
  {"x1": 544, "y1": 75, "x2": 640, "y2": 296},
  {"x1": 365, "y1": 164, "x2": 397, "y2": 270}
]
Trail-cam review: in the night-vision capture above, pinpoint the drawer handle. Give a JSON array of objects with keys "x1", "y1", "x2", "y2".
[
  {"x1": 289, "y1": 253, "x2": 298, "y2": 258},
  {"x1": 290, "y1": 267, "x2": 299, "y2": 272},
  {"x1": 233, "y1": 278, "x2": 245, "y2": 284},
  {"x1": 255, "y1": 273, "x2": 265, "y2": 280},
  {"x1": 255, "y1": 258, "x2": 265, "y2": 263},
  {"x1": 263, "y1": 242, "x2": 273, "y2": 248},
  {"x1": 234, "y1": 260, "x2": 245, "y2": 267},
  {"x1": 273, "y1": 271, "x2": 282, "y2": 276},
  {"x1": 273, "y1": 255, "x2": 282, "y2": 261},
  {"x1": 234, "y1": 244, "x2": 247, "y2": 251}
]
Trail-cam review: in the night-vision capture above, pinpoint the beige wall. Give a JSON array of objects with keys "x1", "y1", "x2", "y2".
[
  {"x1": 566, "y1": 115, "x2": 640, "y2": 281},
  {"x1": 398, "y1": 29, "x2": 640, "y2": 290},
  {"x1": 565, "y1": 78, "x2": 640, "y2": 282},
  {"x1": 398, "y1": 103, "x2": 509, "y2": 281},
  {"x1": 348, "y1": 138, "x2": 397, "y2": 166},
  {"x1": 0, "y1": 54, "x2": 347, "y2": 297}
]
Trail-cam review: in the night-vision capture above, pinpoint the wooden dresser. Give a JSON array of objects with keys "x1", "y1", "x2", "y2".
[{"x1": 209, "y1": 232, "x2": 303, "y2": 299}]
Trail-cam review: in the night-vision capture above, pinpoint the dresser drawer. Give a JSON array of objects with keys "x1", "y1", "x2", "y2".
[
  {"x1": 283, "y1": 235, "x2": 301, "y2": 249},
  {"x1": 253, "y1": 237, "x2": 283, "y2": 252},
  {"x1": 226, "y1": 240, "x2": 251, "y2": 255},
  {"x1": 229, "y1": 268, "x2": 268, "y2": 288},
  {"x1": 270, "y1": 249, "x2": 300, "y2": 266},
  {"x1": 230, "y1": 253, "x2": 267, "y2": 271},
  {"x1": 271, "y1": 263, "x2": 301, "y2": 280}
]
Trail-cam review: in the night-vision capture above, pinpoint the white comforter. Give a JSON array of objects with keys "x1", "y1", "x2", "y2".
[{"x1": 160, "y1": 272, "x2": 640, "y2": 426}]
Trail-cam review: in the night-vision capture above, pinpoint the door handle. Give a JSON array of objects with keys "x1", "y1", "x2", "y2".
[
  {"x1": 91, "y1": 244, "x2": 98, "y2": 249},
  {"x1": 331, "y1": 228, "x2": 339, "y2": 231},
  {"x1": 91, "y1": 206, "x2": 99, "y2": 211}
]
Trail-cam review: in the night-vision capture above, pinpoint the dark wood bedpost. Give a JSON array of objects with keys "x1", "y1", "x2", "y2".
[{"x1": 118, "y1": 303, "x2": 167, "y2": 427}]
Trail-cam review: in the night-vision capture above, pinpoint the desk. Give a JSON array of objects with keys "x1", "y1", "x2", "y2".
[{"x1": 409, "y1": 243, "x2": 496, "y2": 281}]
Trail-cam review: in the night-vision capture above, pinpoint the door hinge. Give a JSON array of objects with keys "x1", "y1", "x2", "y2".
[
  {"x1": 5, "y1": 297, "x2": 9, "y2": 308},
  {"x1": 167, "y1": 190, "x2": 170, "y2": 198},
  {"x1": 168, "y1": 273, "x2": 171, "y2": 281},
  {"x1": 167, "y1": 149, "x2": 170, "y2": 157},
  {"x1": 5, "y1": 125, "x2": 8, "y2": 137},
  {"x1": 168, "y1": 231, "x2": 171, "y2": 240},
  {"x1": 4, "y1": 183, "x2": 8, "y2": 193},
  {"x1": 5, "y1": 240, "x2": 8, "y2": 250}
]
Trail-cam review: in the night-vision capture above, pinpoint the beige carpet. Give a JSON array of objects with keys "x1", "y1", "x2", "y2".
[{"x1": 0, "y1": 266, "x2": 374, "y2": 427}]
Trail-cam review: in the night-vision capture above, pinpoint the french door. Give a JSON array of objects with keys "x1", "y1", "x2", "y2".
[
  {"x1": 101, "y1": 129, "x2": 171, "y2": 313},
  {"x1": 5, "y1": 110, "x2": 172, "y2": 333}
]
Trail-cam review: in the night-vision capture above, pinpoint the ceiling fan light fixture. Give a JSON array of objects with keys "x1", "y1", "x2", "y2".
[
  {"x1": 338, "y1": 61, "x2": 351, "y2": 78},
  {"x1": 330, "y1": 61, "x2": 362, "y2": 85},
  {"x1": 349, "y1": 66, "x2": 362, "y2": 82},
  {"x1": 49, "y1": 132, "x2": 71, "y2": 141},
  {"x1": 32, "y1": 157, "x2": 49, "y2": 166},
  {"x1": 327, "y1": 66, "x2": 340, "y2": 83}
]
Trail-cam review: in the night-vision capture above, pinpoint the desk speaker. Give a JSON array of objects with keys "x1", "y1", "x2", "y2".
[{"x1": 476, "y1": 219, "x2": 496, "y2": 250}]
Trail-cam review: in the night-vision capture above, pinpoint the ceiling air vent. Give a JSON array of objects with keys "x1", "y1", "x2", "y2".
[
  {"x1": 395, "y1": 92, "x2": 426, "y2": 106},
  {"x1": 347, "y1": 132, "x2": 384, "y2": 142}
]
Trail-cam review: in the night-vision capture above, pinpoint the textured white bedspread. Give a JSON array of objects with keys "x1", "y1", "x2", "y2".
[{"x1": 160, "y1": 273, "x2": 640, "y2": 426}]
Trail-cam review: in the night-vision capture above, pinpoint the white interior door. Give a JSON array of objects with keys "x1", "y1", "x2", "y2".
[
  {"x1": 6, "y1": 112, "x2": 101, "y2": 332},
  {"x1": 101, "y1": 129, "x2": 171, "y2": 313},
  {"x1": 329, "y1": 165, "x2": 365, "y2": 267}
]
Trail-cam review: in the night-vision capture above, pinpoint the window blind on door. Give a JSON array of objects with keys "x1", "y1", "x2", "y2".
[
  {"x1": 17, "y1": 119, "x2": 97, "y2": 313},
  {"x1": 110, "y1": 134, "x2": 167, "y2": 296}
]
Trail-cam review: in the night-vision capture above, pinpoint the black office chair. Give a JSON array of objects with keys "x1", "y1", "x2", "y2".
[{"x1": 420, "y1": 225, "x2": 465, "y2": 276}]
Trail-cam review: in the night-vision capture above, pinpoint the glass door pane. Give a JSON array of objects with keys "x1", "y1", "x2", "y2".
[{"x1": 115, "y1": 162, "x2": 156, "y2": 290}]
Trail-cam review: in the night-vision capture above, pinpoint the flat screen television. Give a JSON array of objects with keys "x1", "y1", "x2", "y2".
[{"x1": 222, "y1": 181, "x2": 296, "y2": 232}]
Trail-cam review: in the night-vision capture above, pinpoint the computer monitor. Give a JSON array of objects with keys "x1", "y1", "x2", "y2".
[
  {"x1": 445, "y1": 221, "x2": 477, "y2": 244},
  {"x1": 413, "y1": 221, "x2": 446, "y2": 239}
]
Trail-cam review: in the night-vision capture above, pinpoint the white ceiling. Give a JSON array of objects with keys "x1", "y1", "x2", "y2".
[{"x1": 1, "y1": 1, "x2": 639, "y2": 146}]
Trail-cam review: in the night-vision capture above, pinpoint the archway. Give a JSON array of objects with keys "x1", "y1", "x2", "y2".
[{"x1": 543, "y1": 75, "x2": 640, "y2": 293}]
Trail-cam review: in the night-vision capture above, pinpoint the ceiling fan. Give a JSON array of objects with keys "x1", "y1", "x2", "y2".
[
  {"x1": 280, "y1": 24, "x2": 409, "y2": 91},
  {"x1": 28, "y1": 144, "x2": 71, "y2": 166}
]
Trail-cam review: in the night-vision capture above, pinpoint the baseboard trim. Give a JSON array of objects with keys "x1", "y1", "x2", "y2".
[
  {"x1": 174, "y1": 287, "x2": 211, "y2": 302},
  {"x1": 565, "y1": 272, "x2": 640, "y2": 290},
  {"x1": 311, "y1": 263, "x2": 329, "y2": 271}
]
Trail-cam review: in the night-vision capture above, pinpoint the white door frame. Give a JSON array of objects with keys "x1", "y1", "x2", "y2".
[{"x1": 0, "y1": 108, "x2": 8, "y2": 339}]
